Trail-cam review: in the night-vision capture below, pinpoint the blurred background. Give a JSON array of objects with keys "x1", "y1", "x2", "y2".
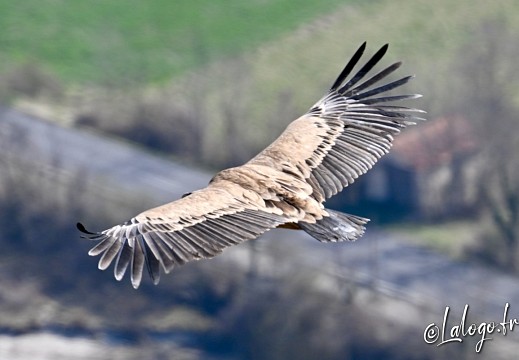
[{"x1": 0, "y1": 0, "x2": 519, "y2": 359}]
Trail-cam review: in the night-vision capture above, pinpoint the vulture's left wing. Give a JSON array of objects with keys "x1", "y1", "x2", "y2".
[{"x1": 250, "y1": 42, "x2": 425, "y2": 202}]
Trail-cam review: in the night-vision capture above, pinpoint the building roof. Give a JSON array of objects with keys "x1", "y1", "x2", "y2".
[{"x1": 391, "y1": 115, "x2": 478, "y2": 171}]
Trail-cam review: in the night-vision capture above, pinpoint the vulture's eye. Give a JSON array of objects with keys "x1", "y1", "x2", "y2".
[{"x1": 181, "y1": 192, "x2": 192, "y2": 198}]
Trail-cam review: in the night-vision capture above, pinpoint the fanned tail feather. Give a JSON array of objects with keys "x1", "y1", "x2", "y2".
[{"x1": 299, "y1": 209, "x2": 369, "y2": 242}]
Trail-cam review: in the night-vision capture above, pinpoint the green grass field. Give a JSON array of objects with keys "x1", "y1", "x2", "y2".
[
  {"x1": 0, "y1": 0, "x2": 350, "y2": 85},
  {"x1": 0, "y1": 0, "x2": 516, "y2": 91},
  {"x1": 387, "y1": 221, "x2": 482, "y2": 259}
]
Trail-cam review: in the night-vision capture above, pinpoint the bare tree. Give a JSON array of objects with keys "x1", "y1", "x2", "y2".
[{"x1": 455, "y1": 19, "x2": 519, "y2": 269}]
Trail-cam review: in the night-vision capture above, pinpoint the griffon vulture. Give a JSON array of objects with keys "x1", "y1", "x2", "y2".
[{"x1": 78, "y1": 43, "x2": 424, "y2": 288}]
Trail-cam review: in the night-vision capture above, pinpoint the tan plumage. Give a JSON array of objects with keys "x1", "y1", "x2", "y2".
[{"x1": 78, "y1": 42, "x2": 425, "y2": 288}]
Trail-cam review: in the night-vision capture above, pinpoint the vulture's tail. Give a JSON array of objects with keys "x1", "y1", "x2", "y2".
[{"x1": 299, "y1": 209, "x2": 369, "y2": 242}]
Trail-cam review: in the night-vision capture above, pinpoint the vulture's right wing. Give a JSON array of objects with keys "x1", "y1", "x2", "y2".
[{"x1": 78, "y1": 180, "x2": 291, "y2": 288}]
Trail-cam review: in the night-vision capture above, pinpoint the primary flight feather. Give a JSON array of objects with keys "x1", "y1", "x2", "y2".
[{"x1": 78, "y1": 42, "x2": 425, "y2": 288}]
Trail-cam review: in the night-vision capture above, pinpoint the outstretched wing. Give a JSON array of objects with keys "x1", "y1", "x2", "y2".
[
  {"x1": 78, "y1": 180, "x2": 291, "y2": 288},
  {"x1": 249, "y1": 42, "x2": 424, "y2": 202}
]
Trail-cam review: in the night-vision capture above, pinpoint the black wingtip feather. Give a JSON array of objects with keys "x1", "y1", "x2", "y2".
[
  {"x1": 77, "y1": 222, "x2": 97, "y2": 235},
  {"x1": 330, "y1": 42, "x2": 367, "y2": 91},
  {"x1": 342, "y1": 61, "x2": 402, "y2": 97},
  {"x1": 350, "y1": 75, "x2": 415, "y2": 101},
  {"x1": 337, "y1": 43, "x2": 390, "y2": 95},
  {"x1": 358, "y1": 93, "x2": 422, "y2": 105}
]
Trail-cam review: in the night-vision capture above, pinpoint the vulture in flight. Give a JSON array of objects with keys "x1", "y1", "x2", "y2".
[{"x1": 78, "y1": 42, "x2": 424, "y2": 288}]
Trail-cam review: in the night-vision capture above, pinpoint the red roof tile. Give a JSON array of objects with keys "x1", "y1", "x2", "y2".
[{"x1": 392, "y1": 115, "x2": 478, "y2": 170}]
